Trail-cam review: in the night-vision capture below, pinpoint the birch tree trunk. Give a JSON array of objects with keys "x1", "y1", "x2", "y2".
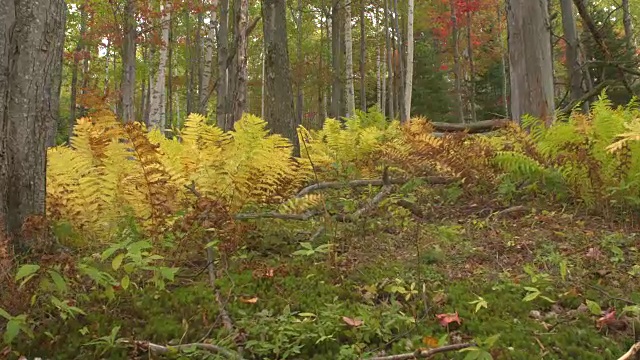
[
  {"x1": 497, "y1": 3, "x2": 508, "y2": 118},
  {"x1": 217, "y1": 0, "x2": 230, "y2": 129},
  {"x1": 376, "y1": 46, "x2": 381, "y2": 109},
  {"x1": 120, "y1": 0, "x2": 137, "y2": 123},
  {"x1": 262, "y1": 0, "x2": 299, "y2": 155},
  {"x1": 344, "y1": 0, "x2": 356, "y2": 118},
  {"x1": 381, "y1": 45, "x2": 387, "y2": 117},
  {"x1": 507, "y1": 0, "x2": 555, "y2": 125},
  {"x1": 200, "y1": 0, "x2": 218, "y2": 115},
  {"x1": 149, "y1": 2, "x2": 171, "y2": 131},
  {"x1": 404, "y1": 0, "x2": 414, "y2": 120},
  {"x1": 450, "y1": 0, "x2": 465, "y2": 123},
  {"x1": 560, "y1": 0, "x2": 585, "y2": 112},
  {"x1": 0, "y1": 0, "x2": 65, "y2": 247}
]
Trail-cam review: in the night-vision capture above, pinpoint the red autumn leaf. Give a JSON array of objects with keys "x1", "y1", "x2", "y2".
[
  {"x1": 596, "y1": 308, "x2": 616, "y2": 329},
  {"x1": 342, "y1": 316, "x2": 364, "y2": 327},
  {"x1": 436, "y1": 312, "x2": 462, "y2": 327}
]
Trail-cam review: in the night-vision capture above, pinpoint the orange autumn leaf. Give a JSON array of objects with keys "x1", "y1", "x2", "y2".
[
  {"x1": 422, "y1": 336, "x2": 439, "y2": 348},
  {"x1": 342, "y1": 316, "x2": 364, "y2": 327},
  {"x1": 239, "y1": 297, "x2": 259, "y2": 304}
]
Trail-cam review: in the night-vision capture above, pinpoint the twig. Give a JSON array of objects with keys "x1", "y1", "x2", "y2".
[
  {"x1": 585, "y1": 284, "x2": 638, "y2": 305},
  {"x1": 368, "y1": 343, "x2": 475, "y2": 360},
  {"x1": 122, "y1": 340, "x2": 244, "y2": 359},
  {"x1": 335, "y1": 185, "x2": 394, "y2": 222},
  {"x1": 487, "y1": 205, "x2": 529, "y2": 220},
  {"x1": 396, "y1": 199, "x2": 425, "y2": 219},
  {"x1": 295, "y1": 176, "x2": 452, "y2": 198},
  {"x1": 618, "y1": 342, "x2": 640, "y2": 360},
  {"x1": 234, "y1": 210, "x2": 319, "y2": 221}
]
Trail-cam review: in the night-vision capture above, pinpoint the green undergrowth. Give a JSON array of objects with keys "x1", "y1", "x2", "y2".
[{"x1": 6, "y1": 208, "x2": 640, "y2": 360}]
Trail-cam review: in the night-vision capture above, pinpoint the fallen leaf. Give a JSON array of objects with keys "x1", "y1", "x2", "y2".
[
  {"x1": 422, "y1": 336, "x2": 439, "y2": 348},
  {"x1": 596, "y1": 308, "x2": 616, "y2": 329},
  {"x1": 435, "y1": 312, "x2": 462, "y2": 327},
  {"x1": 342, "y1": 316, "x2": 364, "y2": 327},
  {"x1": 239, "y1": 297, "x2": 258, "y2": 304}
]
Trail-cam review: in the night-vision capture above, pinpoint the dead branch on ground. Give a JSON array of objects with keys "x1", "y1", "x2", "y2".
[
  {"x1": 295, "y1": 176, "x2": 452, "y2": 198},
  {"x1": 368, "y1": 343, "x2": 475, "y2": 360},
  {"x1": 617, "y1": 342, "x2": 640, "y2": 360},
  {"x1": 122, "y1": 340, "x2": 244, "y2": 359}
]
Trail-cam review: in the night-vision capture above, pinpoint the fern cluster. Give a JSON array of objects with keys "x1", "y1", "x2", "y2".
[
  {"x1": 47, "y1": 112, "x2": 311, "y2": 240},
  {"x1": 494, "y1": 94, "x2": 640, "y2": 209}
]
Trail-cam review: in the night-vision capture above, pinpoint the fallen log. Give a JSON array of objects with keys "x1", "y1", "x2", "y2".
[{"x1": 430, "y1": 119, "x2": 510, "y2": 134}]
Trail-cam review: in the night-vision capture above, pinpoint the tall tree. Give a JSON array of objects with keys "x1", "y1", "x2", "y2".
[
  {"x1": 231, "y1": 0, "x2": 249, "y2": 124},
  {"x1": 330, "y1": 0, "x2": 343, "y2": 118},
  {"x1": 0, "y1": 0, "x2": 66, "y2": 246},
  {"x1": 344, "y1": 0, "x2": 356, "y2": 118},
  {"x1": 359, "y1": 0, "x2": 367, "y2": 112},
  {"x1": 200, "y1": 0, "x2": 218, "y2": 115},
  {"x1": 465, "y1": 2, "x2": 476, "y2": 122},
  {"x1": 384, "y1": 0, "x2": 394, "y2": 120},
  {"x1": 404, "y1": 0, "x2": 414, "y2": 120},
  {"x1": 149, "y1": 2, "x2": 172, "y2": 131},
  {"x1": 507, "y1": 0, "x2": 555, "y2": 125},
  {"x1": 69, "y1": 3, "x2": 87, "y2": 139},
  {"x1": 120, "y1": 0, "x2": 137, "y2": 123},
  {"x1": 217, "y1": 0, "x2": 230, "y2": 129},
  {"x1": 450, "y1": 0, "x2": 465, "y2": 123},
  {"x1": 262, "y1": 0, "x2": 299, "y2": 155},
  {"x1": 622, "y1": 0, "x2": 635, "y2": 50},
  {"x1": 560, "y1": 0, "x2": 585, "y2": 112}
]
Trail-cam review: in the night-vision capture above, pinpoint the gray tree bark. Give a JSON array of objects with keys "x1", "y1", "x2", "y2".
[
  {"x1": 344, "y1": 0, "x2": 356, "y2": 118},
  {"x1": 507, "y1": 0, "x2": 555, "y2": 125},
  {"x1": 330, "y1": 0, "x2": 343, "y2": 119},
  {"x1": 148, "y1": 2, "x2": 171, "y2": 131},
  {"x1": 622, "y1": 0, "x2": 635, "y2": 50},
  {"x1": 0, "y1": 0, "x2": 66, "y2": 246},
  {"x1": 216, "y1": 0, "x2": 230, "y2": 129},
  {"x1": 450, "y1": 0, "x2": 465, "y2": 123},
  {"x1": 262, "y1": 0, "x2": 299, "y2": 156},
  {"x1": 231, "y1": 0, "x2": 249, "y2": 125},
  {"x1": 120, "y1": 0, "x2": 137, "y2": 123},
  {"x1": 360, "y1": 0, "x2": 367, "y2": 112},
  {"x1": 560, "y1": 0, "x2": 585, "y2": 112}
]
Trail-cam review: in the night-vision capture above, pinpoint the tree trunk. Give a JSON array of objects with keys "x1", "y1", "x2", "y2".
[
  {"x1": 185, "y1": 10, "x2": 193, "y2": 115},
  {"x1": 69, "y1": 5, "x2": 86, "y2": 140},
  {"x1": 622, "y1": 0, "x2": 635, "y2": 50},
  {"x1": 231, "y1": 0, "x2": 248, "y2": 125},
  {"x1": 296, "y1": 0, "x2": 304, "y2": 124},
  {"x1": 466, "y1": 5, "x2": 476, "y2": 122},
  {"x1": 0, "y1": 0, "x2": 65, "y2": 247},
  {"x1": 217, "y1": 0, "x2": 230, "y2": 129},
  {"x1": 359, "y1": 0, "x2": 367, "y2": 112},
  {"x1": 149, "y1": 2, "x2": 171, "y2": 131},
  {"x1": 200, "y1": 0, "x2": 218, "y2": 115},
  {"x1": 381, "y1": 45, "x2": 387, "y2": 117},
  {"x1": 560, "y1": 0, "x2": 585, "y2": 112},
  {"x1": 384, "y1": 0, "x2": 394, "y2": 120},
  {"x1": 344, "y1": 0, "x2": 356, "y2": 118},
  {"x1": 262, "y1": 0, "x2": 299, "y2": 155},
  {"x1": 392, "y1": 0, "x2": 407, "y2": 123},
  {"x1": 330, "y1": 0, "x2": 343, "y2": 119},
  {"x1": 404, "y1": 0, "x2": 414, "y2": 120},
  {"x1": 497, "y1": 2, "x2": 508, "y2": 118},
  {"x1": 120, "y1": 0, "x2": 137, "y2": 123},
  {"x1": 167, "y1": 11, "x2": 174, "y2": 128},
  {"x1": 507, "y1": 0, "x2": 555, "y2": 125},
  {"x1": 450, "y1": 0, "x2": 465, "y2": 123},
  {"x1": 376, "y1": 45, "x2": 381, "y2": 110}
]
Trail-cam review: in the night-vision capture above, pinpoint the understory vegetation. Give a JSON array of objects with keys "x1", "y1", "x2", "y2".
[{"x1": 3, "y1": 95, "x2": 640, "y2": 359}]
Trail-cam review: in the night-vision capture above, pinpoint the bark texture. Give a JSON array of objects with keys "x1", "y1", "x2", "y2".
[
  {"x1": 216, "y1": 0, "x2": 230, "y2": 129},
  {"x1": 507, "y1": 0, "x2": 555, "y2": 125},
  {"x1": 231, "y1": 0, "x2": 248, "y2": 125},
  {"x1": 200, "y1": 0, "x2": 217, "y2": 115},
  {"x1": 0, "y1": 0, "x2": 66, "y2": 246},
  {"x1": 404, "y1": 0, "x2": 414, "y2": 120},
  {"x1": 560, "y1": 0, "x2": 585, "y2": 111},
  {"x1": 262, "y1": 0, "x2": 299, "y2": 155},
  {"x1": 120, "y1": 0, "x2": 137, "y2": 123},
  {"x1": 148, "y1": 2, "x2": 171, "y2": 131},
  {"x1": 344, "y1": 0, "x2": 356, "y2": 118},
  {"x1": 450, "y1": 0, "x2": 465, "y2": 123}
]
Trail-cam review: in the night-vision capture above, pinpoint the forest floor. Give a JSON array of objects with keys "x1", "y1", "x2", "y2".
[{"x1": 15, "y1": 190, "x2": 640, "y2": 360}]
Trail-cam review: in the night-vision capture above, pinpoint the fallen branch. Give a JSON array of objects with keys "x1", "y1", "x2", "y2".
[
  {"x1": 122, "y1": 340, "x2": 244, "y2": 359},
  {"x1": 335, "y1": 185, "x2": 394, "y2": 222},
  {"x1": 295, "y1": 176, "x2": 452, "y2": 198},
  {"x1": 368, "y1": 343, "x2": 475, "y2": 360},
  {"x1": 488, "y1": 205, "x2": 529, "y2": 220},
  {"x1": 395, "y1": 199, "x2": 426, "y2": 219},
  {"x1": 617, "y1": 342, "x2": 640, "y2": 360},
  {"x1": 234, "y1": 210, "x2": 319, "y2": 221},
  {"x1": 557, "y1": 80, "x2": 616, "y2": 115},
  {"x1": 430, "y1": 119, "x2": 510, "y2": 134}
]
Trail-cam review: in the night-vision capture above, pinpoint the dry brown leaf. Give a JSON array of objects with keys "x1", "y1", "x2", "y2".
[{"x1": 342, "y1": 316, "x2": 364, "y2": 327}]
